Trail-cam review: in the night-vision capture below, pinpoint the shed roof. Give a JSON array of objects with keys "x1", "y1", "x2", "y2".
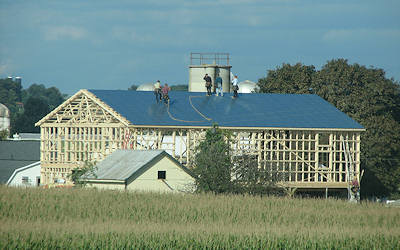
[
  {"x1": 83, "y1": 150, "x2": 193, "y2": 182},
  {"x1": 0, "y1": 141, "x2": 40, "y2": 183},
  {"x1": 89, "y1": 89, "x2": 364, "y2": 130}
]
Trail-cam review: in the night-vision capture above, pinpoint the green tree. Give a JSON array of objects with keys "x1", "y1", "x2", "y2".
[
  {"x1": 193, "y1": 125, "x2": 284, "y2": 195},
  {"x1": 192, "y1": 124, "x2": 232, "y2": 194},
  {"x1": 68, "y1": 161, "x2": 97, "y2": 187},
  {"x1": 170, "y1": 85, "x2": 188, "y2": 91},
  {"x1": 128, "y1": 84, "x2": 138, "y2": 90},
  {"x1": 22, "y1": 84, "x2": 66, "y2": 111},
  {"x1": 0, "y1": 78, "x2": 23, "y2": 114},
  {"x1": 1, "y1": 80, "x2": 65, "y2": 134},
  {"x1": 0, "y1": 129, "x2": 9, "y2": 140},
  {"x1": 257, "y1": 59, "x2": 400, "y2": 197},
  {"x1": 12, "y1": 97, "x2": 50, "y2": 134},
  {"x1": 258, "y1": 63, "x2": 316, "y2": 94}
]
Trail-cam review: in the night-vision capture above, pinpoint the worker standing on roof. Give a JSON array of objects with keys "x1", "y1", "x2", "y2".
[
  {"x1": 232, "y1": 75, "x2": 239, "y2": 98},
  {"x1": 215, "y1": 74, "x2": 223, "y2": 96},
  {"x1": 154, "y1": 80, "x2": 162, "y2": 103},
  {"x1": 203, "y1": 74, "x2": 212, "y2": 96},
  {"x1": 162, "y1": 83, "x2": 171, "y2": 104}
]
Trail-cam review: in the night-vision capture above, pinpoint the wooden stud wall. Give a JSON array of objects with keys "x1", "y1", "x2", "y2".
[{"x1": 40, "y1": 123, "x2": 360, "y2": 187}]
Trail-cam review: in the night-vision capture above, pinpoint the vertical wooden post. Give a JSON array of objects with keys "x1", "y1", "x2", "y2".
[
  {"x1": 315, "y1": 132, "x2": 319, "y2": 183},
  {"x1": 356, "y1": 133, "x2": 361, "y2": 182},
  {"x1": 172, "y1": 130, "x2": 176, "y2": 158}
]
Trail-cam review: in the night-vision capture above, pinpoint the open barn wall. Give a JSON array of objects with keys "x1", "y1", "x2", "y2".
[{"x1": 40, "y1": 123, "x2": 360, "y2": 188}]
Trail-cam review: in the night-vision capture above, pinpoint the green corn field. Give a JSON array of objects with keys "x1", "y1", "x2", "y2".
[{"x1": 1, "y1": 186, "x2": 399, "y2": 249}]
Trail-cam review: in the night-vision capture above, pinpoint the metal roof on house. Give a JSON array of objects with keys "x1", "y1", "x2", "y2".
[
  {"x1": 0, "y1": 141, "x2": 40, "y2": 183},
  {"x1": 89, "y1": 89, "x2": 364, "y2": 129},
  {"x1": 83, "y1": 150, "x2": 192, "y2": 181}
]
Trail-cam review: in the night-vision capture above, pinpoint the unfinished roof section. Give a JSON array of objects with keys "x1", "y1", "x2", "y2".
[{"x1": 89, "y1": 89, "x2": 364, "y2": 130}]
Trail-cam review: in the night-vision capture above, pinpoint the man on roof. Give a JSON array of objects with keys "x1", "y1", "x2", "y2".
[
  {"x1": 232, "y1": 75, "x2": 239, "y2": 98},
  {"x1": 162, "y1": 83, "x2": 171, "y2": 104},
  {"x1": 154, "y1": 80, "x2": 162, "y2": 103},
  {"x1": 215, "y1": 74, "x2": 223, "y2": 96},
  {"x1": 203, "y1": 74, "x2": 212, "y2": 96}
]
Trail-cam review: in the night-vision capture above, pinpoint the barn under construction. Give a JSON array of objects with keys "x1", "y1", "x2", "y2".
[{"x1": 35, "y1": 89, "x2": 364, "y2": 192}]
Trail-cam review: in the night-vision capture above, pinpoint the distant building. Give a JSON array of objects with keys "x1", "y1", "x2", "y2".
[
  {"x1": 6, "y1": 162, "x2": 41, "y2": 187},
  {"x1": 15, "y1": 76, "x2": 22, "y2": 84},
  {"x1": 11, "y1": 133, "x2": 41, "y2": 141},
  {"x1": 82, "y1": 150, "x2": 195, "y2": 192},
  {"x1": 0, "y1": 103, "x2": 10, "y2": 132},
  {"x1": 238, "y1": 80, "x2": 259, "y2": 93},
  {"x1": 136, "y1": 83, "x2": 155, "y2": 91},
  {"x1": 0, "y1": 140, "x2": 41, "y2": 186}
]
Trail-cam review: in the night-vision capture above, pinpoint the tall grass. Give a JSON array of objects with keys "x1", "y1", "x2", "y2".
[{"x1": 1, "y1": 186, "x2": 399, "y2": 249}]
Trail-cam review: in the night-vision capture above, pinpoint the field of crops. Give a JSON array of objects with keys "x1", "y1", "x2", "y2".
[{"x1": 1, "y1": 186, "x2": 399, "y2": 249}]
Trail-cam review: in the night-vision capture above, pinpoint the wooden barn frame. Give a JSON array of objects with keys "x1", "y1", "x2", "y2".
[{"x1": 36, "y1": 90, "x2": 363, "y2": 190}]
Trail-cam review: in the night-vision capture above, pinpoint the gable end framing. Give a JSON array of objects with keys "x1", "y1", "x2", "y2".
[{"x1": 35, "y1": 89, "x2": 130, "y2": 127}]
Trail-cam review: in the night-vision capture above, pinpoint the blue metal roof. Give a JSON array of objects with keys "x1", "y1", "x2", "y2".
[{"x1": 89, "y1": 89, "x2": 364, "y2": 129}]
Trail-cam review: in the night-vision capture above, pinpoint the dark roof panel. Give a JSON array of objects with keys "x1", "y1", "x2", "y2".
[
  {"x1": 0, "y1": 141, "x2": 40, "y2": 183},
  {"x1": 89, "y1": 90, "x2": 364, "y2": 129}
]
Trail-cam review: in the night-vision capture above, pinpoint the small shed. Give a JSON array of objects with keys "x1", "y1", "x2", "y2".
[{"x1": 82, "y1": 150, "x2": 195, "y2": 192}]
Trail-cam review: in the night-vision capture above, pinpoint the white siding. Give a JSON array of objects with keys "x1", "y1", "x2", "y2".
[
  {"x1": 127, "y1": 157, "x2": 195, "y2": 193},
  {"x1": 7, "y1": 162, "x2": 41, "y2": 187}
]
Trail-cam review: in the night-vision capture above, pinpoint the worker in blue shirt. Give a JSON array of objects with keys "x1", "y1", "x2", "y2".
[{"x1": 215, "y1": 74, "x2": 223, "y2": 96}]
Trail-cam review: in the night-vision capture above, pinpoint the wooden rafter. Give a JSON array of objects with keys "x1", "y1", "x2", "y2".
[{"x1": 35, "y1": 89, "x2": 130, "y2": 126}]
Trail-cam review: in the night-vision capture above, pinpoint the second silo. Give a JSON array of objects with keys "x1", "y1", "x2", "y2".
[{"x1": 188, "y1": 53, "x2": 232, "y2": 93}]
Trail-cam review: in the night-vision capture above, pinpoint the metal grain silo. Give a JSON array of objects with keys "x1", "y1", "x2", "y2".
[
  {"x1": 188, "y1": 53, "x2": 232, "y2": 93},
  {"x1": 238, "y1": 80, "x2": 260, "y2": 93},
  {"x1": 136, "y1": 82, "x2": 155, "y2": 91}
]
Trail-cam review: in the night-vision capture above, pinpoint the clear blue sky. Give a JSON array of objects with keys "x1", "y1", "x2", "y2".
[{"x1": 1, "y1": 0, "x2": 399, "y2": 95}]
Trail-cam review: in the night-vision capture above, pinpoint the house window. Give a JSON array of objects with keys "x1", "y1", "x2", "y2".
[
  {"x1": 22, "y1": 176, "x2": 29, "y2": 184},
  {"x1": 158, "y1": 171, "x2": 166, "y2": 180}
]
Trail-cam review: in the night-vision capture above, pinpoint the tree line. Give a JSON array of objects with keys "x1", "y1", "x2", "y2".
[{"x1": 0, "y1": 78, "x2": 66, "y2": 137}]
